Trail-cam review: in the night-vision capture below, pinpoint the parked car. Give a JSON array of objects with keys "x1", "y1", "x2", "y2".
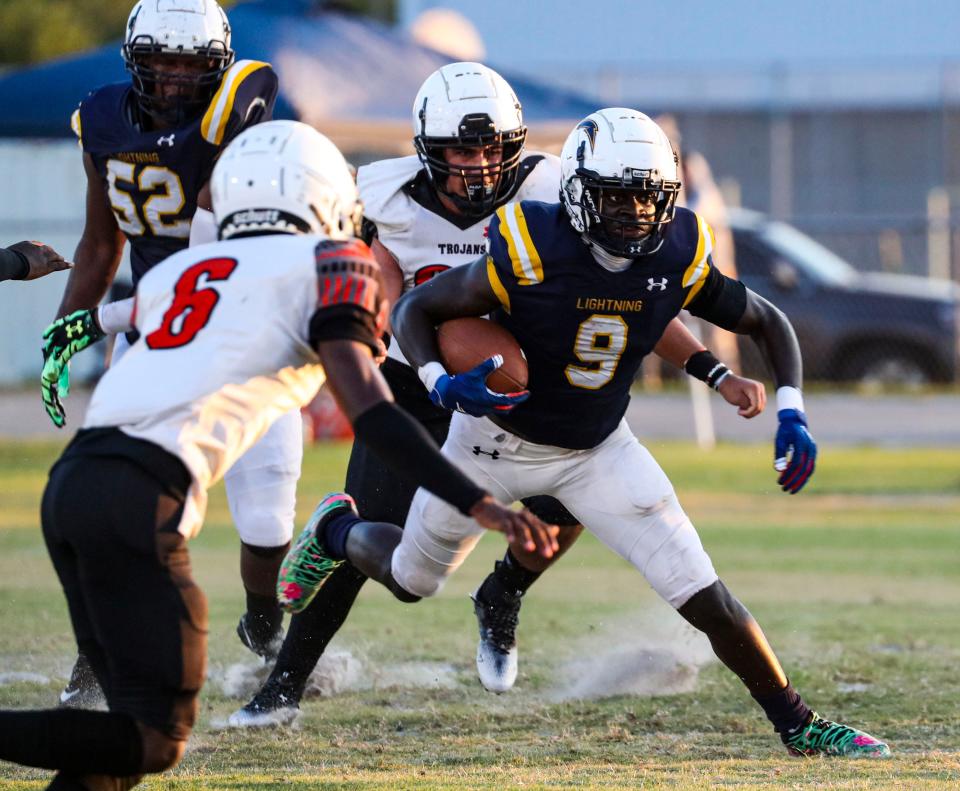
[{"x1": 729, "y1": 209, "x2": 960, "y2": 384}]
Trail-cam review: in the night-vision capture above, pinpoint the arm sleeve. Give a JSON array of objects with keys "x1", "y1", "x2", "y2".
[
  {"x1": 685, "y1": 265, "x2": 748, "y2": 331},
  {"x1": 96, "y1": 296, "x2": 136, "y2": 335},
  {"x1": 309, "y1": 239, "x2": 385, "y2": 353},
  {"x1": 352, "y1": 401, "x2": 487, "y2": 515},
  {"x1": 189, "y1": 207, "x2": 218, "y2": 247},
  {"x1": 0, "y1": 247, "x2": 28, "y2": 281}
]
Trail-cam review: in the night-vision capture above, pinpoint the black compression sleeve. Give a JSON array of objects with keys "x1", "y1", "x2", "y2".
[
  {"x1": 308, "y1": 304, "x2": 379, "y2": 354},
  {"x1": 0, "y1": 246, "x2": 29, "y2": 281},
  {"x1": 686, "y1": 266, "x2": 748, "y2": 331},
  {"x1": 352, "y1": 401, "x2": 486, "y2": 515}
]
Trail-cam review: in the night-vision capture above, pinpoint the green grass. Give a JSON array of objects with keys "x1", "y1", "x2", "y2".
[{"x1": 1, "y1": 439, "x2": 959, "y2": 789}]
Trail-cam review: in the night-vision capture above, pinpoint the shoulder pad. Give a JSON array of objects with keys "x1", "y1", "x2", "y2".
[
  {"x1": 357, "y1": 156, "x2": 422, "y2": 232},
  {"x1": 70, "y1": 107, "x2": 82, "y2": 146},
  {"x1": 514, "y1": 152, "x2": 561, "y2": 203},
  {"x1": 488, "y1": 201, "x2": 550, "y2": 287},
  {"x1": 200, "y1": 60, "x2": 278, "y2": 147},
  {"x1": 72, "y1": 84, "x2": 128, "y2": 153},
  {"x1": 679, "y1": 209, "x2": 716, "y2": 304},
  {"x1": 315, "y1": 239, "x2": 382, "y2": 316}
]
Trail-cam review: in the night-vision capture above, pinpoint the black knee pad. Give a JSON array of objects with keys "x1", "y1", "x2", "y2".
[
  {"x1": 241, "y1": 542, "x2": 289, "y2": 559},
  {"x1": 386, "y1": 575, "x2": 421, "y2": 604}
]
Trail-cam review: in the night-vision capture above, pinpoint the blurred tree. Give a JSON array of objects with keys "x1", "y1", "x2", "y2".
[{"x1": 0, "y1": 0, "x2": 395, "y2": 66}]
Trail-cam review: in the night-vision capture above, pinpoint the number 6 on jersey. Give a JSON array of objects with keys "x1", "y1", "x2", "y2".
[{"x1": 146, "y1": 257, "x2": 238, "y2": 349}]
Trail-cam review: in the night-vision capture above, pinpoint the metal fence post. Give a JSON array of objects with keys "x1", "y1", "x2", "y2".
[{"x1": 927, "y1": 187, "x2": 951, "y2": 280}]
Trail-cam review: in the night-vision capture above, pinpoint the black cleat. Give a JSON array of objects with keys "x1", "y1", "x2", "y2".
[
  {"x1": 236, "y1": 613, "x2": 284, "y2": 664},
  {"x1": 227, "y1": 672, "x2": 301, "y2": 728},
  {"x1": 471, "y1": 588, "x2": 521, "y2": 693},
  {"x1": 58, "y1": 652, "x2": 106, "y2": 709}
]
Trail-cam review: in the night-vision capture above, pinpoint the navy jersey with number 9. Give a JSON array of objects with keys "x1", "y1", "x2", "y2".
[
  {"x1": 485, "y1": 201, "x2": 725, "y2": 449},
  {"x1": 71, "y1": 60, "x2": 278, "y2": 284}
]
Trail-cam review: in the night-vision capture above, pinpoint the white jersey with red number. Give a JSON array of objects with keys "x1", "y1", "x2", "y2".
[
  {"x1": 84, "y1": 233, "x2": 381, "y2": 539},
  {"x1": 357, "y1": 152, "x2": 560, "y2": 363}
]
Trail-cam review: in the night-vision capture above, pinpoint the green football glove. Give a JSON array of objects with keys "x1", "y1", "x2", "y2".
[{"x1": 41, "y1": 309, "x2": 105, "y2": 428}]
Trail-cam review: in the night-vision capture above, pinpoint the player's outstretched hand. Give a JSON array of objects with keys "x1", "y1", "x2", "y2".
[
  {"x1": 9, "y1": 240, "x2": 72, "y2": 281},
  {"x1": 469, "y1": 495, "x2": 560, "y2": 559},
  {"x1": 40, "y1": 309, "x2": 106, "y2": 428},
  {"x1": 429, "y1": 355, "x2": 529, "y2": 416},
  {"x1": 774, "y1": 409, "x2": 817, "y2": 494},
  {"x1": 717, "y1": 374, "x2": 766, "y2": 418}
]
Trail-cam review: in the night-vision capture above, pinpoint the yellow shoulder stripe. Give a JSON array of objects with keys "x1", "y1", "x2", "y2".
[
  {"x1": 201, "y1": 60, "x2": 270, "y2": 146},
  {"x1": 496, "y1": 203, "x2": 544, "y2": 286},
  {"x1": 70, "y1": 108, "x2": 82, "y2": 144},
  {"x1": 486, "y1": 256, "x2": 511, "y2": 313},
  {"x1": 682, "y1": 213, "x2": 713, "y2": 308}
]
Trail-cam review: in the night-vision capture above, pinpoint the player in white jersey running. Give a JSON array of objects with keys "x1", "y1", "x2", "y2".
[
  {"x1": 230, "y1": 63, "x2": 759, "y2": 727},
  {"x1": 9, "y1": 121, "x2": 556, "y2": 790}
]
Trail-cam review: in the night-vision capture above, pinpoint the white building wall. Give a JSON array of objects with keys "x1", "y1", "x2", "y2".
[{"x1": 0, "y1": 140, "x2": 127, "y2": 386}]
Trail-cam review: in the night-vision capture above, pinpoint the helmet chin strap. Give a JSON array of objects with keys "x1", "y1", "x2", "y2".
[{"x1": 583, "y1": 235, "x2": 633, "y2": 272}]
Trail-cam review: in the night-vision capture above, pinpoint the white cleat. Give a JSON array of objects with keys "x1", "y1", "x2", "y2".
[
  {"x1": 471, "y1": 590, "x2": 521, "y2": 693},
  {"x1": 226, "y1": 673, "x2": 301, "y2": 728},
  {"x1": 227, "y1": 701, "x2": 299, "y2": 729}
]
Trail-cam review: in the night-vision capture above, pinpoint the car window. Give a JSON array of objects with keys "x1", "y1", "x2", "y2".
[{"x1": 760, "y1": 222, "x2": 857, "y2": 286}]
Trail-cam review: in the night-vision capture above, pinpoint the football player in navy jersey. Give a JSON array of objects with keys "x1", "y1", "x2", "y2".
[
  {"x1": 279, "y1": 109, "x2": 890, "y2": 758},
  {"x1": 229, "y1": 64, "x2": 760, "y2": 726},
  {"x1": 49, "y1": 0, "x2": 284, "y2": 709}
]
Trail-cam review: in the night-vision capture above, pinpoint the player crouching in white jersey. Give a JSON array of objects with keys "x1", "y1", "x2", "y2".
[{"x1": 7, "y1": 121, "x2": 556, "y2": 790}]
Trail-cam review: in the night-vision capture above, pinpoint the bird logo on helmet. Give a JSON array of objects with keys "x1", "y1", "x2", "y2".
[
  {"x1": 412, "y1": 62, "x2": 527, "y2": 218},
  {"x1": 122, "y1": 0, "x2": 235, "y2": 127},
  {"x1": 561, "y1": 108, "x2": 682, "y2": 257}
]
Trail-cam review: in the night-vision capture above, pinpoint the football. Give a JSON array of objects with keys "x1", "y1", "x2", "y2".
[{"x1": 437, "y1": 317, "x2": 528, "y2": 394}]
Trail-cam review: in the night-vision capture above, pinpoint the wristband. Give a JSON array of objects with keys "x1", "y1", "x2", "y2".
[
  {"x1": 776, "y1": 386, "x2": 805, "y2": 413},
  {"x1": 684, "y1": 350, "x2": 730, "y2": 391},
  {"x1": 10, "y1": 248, "x2": 29, "y2": 280},
  {"x1": 418, "y1": 361, "x2": 447, "y2": 392}
]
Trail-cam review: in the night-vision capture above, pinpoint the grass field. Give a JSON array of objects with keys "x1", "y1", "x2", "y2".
[{"x1": 1, "y1": 438, "x2": 959, "y2": 789}]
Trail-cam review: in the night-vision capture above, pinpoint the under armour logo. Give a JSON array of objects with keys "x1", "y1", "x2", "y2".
[
  {"x1": 157, "y1": 134, "x2": 176, "y2": 147},
  {"x1": 64, "y1": 321, "x2": 84, "y2": 338},
  {"x1": 472, "y1": 446, "x2": 500, "y2": 459},
  {"x1": 647, "y1": 277, "x2": 668, "y2": 291}
]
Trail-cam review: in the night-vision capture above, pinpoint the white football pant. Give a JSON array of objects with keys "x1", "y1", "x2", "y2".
[{"x1": 392, "y1": 413, "x2": 718, "y2": 608}]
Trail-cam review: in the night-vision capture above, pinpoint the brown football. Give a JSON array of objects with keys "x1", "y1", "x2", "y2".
[{"x1": 437, "y1": 317, "x2": 528, "y2": 394}]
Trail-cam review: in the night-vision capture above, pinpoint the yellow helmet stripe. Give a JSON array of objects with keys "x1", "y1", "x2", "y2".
[
  {"x1": 486, "y1": 256, "x2": 511, "y2": 313},
  {"x1": 201, "y1": 60, "x2": 269, "y2": 146}
]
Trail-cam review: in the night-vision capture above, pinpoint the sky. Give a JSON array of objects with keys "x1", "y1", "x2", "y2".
[{"x1": 399, "y1": 0, "x2": 960, "y2": 69}]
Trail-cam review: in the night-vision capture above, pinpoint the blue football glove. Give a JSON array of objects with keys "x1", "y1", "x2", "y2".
[
  {"x1": 774, "y1": 408, "x2": 817, "y2": 494},
  {"x1": 429, "y1": 355, "x2": 530, "y2": 417},
  {"x1": 40, "y1": 309, "x2": 105, "y2": 428}
]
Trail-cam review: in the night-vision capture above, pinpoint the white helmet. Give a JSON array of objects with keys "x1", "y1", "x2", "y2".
[
  {"x1": 122, "y1": 0, "x2": 234, "y2": 125},
  {"x1": 412, "y1": 62, "x2": 526, "y2": 217},
  {"x1": 560, "y1": 108, "x2": 681, "y2": 257},
  {"x1": 211, "y1": 121, "x2": 362, "y2": 241}
]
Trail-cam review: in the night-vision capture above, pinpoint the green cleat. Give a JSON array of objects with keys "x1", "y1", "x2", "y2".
[
  {"x1": 783, "y1": 712, "x2": 890, "y2": 758},
  {"x1": 276, "y1": 493, "x2": 357, "y2": 614}
]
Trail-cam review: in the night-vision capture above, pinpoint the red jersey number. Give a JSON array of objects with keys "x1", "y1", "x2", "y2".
[{"x1": 145, "y1": 257, "x2": 238, "y2": 349}]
